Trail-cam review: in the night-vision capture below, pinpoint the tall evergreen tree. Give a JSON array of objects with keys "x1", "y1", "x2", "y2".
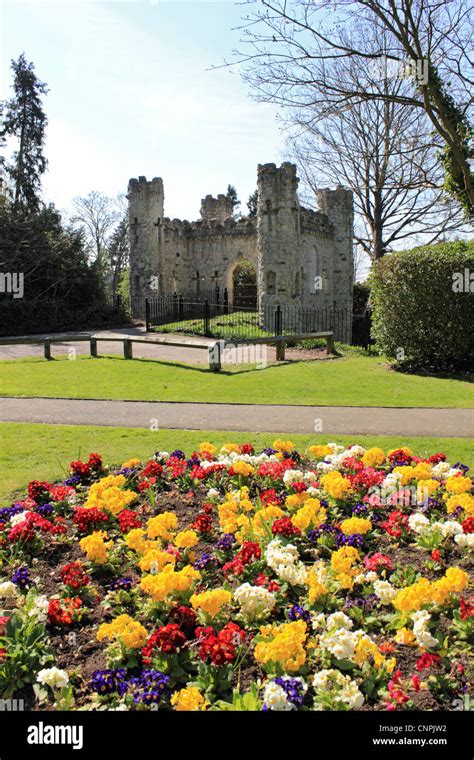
[
  {"x1": 1, "y1": 53, "x2": 48, "y2": 210},
  {"x1": 226, "y1": 184, "x2": 240, "y2": 215}
]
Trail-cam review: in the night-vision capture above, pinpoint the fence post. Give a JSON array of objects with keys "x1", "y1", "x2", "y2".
[
  {"x1": 145, "y1": 298, "x2": 151, "y2": 332},
  {"x1": 178, "y1": 294, "x2": 184, "y2": 321},
  {"x1": 204, "y1": 299, "x2": 210, "y2": 336},
  {"x1": 43, "y1": 338, "x2": 51, "y2": 360},
  {"x1": 173, "y1": 292, "x2": 178, "y2": 320},
  {"x1": 123, "y1": 339, "x2": 133, "y2": 360},
  {"x1": 90, "y1": 338, "x2": 98, "y2": 357},
  {"x1": 274, "y1": 305, "x2": 282, "y2": 336}
]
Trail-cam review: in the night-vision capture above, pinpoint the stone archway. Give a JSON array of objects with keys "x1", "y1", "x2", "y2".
[{"x1": 227, "y1": 259, "x2": 257, "y2": 308}]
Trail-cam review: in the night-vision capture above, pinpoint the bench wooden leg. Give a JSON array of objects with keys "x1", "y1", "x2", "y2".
[
  {"x1": 276, "y1": 340, "x2": 285, "y2": 361},
  {"x1": 123, "y1": 339, "x2": 133, "y2": 359},
  {"x1": 90, "y1": 338, "x2": 98, "y2": 357},
  {"x1": 208, "y1": 341, "x2": 222, "y2": 372},
  {"x1": 44, "y1": 339, "x2": 51, "y2": 360},
  {"x1": 326, "y1": 334, "x2": 335, "y2": 355}
]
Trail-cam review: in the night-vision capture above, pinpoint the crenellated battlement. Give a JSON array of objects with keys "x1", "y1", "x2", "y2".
[{"x1": 127, "y1": 162, "x2": 353, "y2": 340}]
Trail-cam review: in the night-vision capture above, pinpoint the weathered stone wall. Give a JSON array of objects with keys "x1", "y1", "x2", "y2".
[{"x1": 127, "y1": 162, "x2": 353, "y2": 341}]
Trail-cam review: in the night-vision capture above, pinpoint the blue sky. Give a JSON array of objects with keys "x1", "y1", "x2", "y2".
[{"x1": 1, "y1": 0, "x2": 285, "y2": 219}]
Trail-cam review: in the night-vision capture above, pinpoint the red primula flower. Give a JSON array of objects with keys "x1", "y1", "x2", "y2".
[
  {"x1": 195, "y1": 622, "x2": 245, "y2": 666},
  {"x1": 60, "y1": 562, "x2": 90, "y2": 590},
  {"x1": 141, "y1": 461, "x2": 164, "y2": 479},
  {"x1": 416, "y1": 653, "x2": 441, "y2": 671},
  {"x1": 460, "y1": 597, "x2": 474, "y2": 621},
  {"x1": 363, "y1": 552, "x2": 394, "y2": 572},
  {"x1": 47, "y1": 597, "x2": 82, "y2": 626},
  {"x1": 142, "y1": 624, "x2": 187, "y2": 664},
  {"x1": 191, "y1": 513, "x2": 213, "y2": 534},
  {"x1": 272, "y1": 517, "x2": 301, "y2": 538},
  {"x1": 73, "y1": 507, "x2": 109, "y2": 534},
  {"x1": 118, "y1": 509, "x2": 142, "y2": 534},
  {"x1": 27, "y1": 480, "x2": 52, "y2": 501},
  {"x1": 169, "y1": 605, "x2": 197, "y2": 637},
  {"x1": 462, "y1": 517, "x2": 474, "y2": 534},
  {"x1": 49, "y1": 485, "x2": 76, "y2": 503}
]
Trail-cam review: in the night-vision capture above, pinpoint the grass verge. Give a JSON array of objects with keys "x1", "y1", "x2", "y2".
[
  {"x1": 0, "y1": 354, "x2": 472, "y2": 407},
  {"x1": 1, "y1": 422, "x2": 472, "y2": 502}
]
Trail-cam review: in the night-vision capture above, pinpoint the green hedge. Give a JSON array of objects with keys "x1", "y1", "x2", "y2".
[{"x1": 370, "y1": 240, "x2": 474, "y2": 371}]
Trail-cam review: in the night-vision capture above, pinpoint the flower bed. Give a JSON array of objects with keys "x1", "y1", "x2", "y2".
[{"x1": 0, "y1": 441, "x2": 472, "y2": 711}]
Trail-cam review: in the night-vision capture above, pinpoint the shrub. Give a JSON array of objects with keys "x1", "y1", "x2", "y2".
[{"x1": 370, "y1": 240, "x2": 474, "y2": 371}]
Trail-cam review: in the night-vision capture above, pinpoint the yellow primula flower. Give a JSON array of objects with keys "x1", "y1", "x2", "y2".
[
  {"x1": 394, "y1": 628, "x2": 416, "y2": 646},
  {"x1": 174, "y1": 530, "x2": 199, "y2": 549},
  {"x1": 445, "y1": 475, "x2": 472, "y2": 495},
  {"x1": 140, "y1": 565, "x2": 200, "y2": 603},
  {"x1": 272, "y1": 439, "x2": 294, "y2": 453},
  {"x1": 84, "y1": 474, "x2": 136, "y2": 515},
  {"x1": 121, "y1": 458, "x2": 141, "y2": 469},
  {"x1": 171, "y1": 686, "x2": 208, "y2": 711},
  {"x1": 190, "y1": 589, "x2": 232, "y2": 618},
  {"x1": 392, "y1": 466, "x2": 415, "y2": 486},
  {"x1": 339, "y1": 517, "x2": 372, "y2": 535},
  {"x1": 199, "y1": 441, "x2": 217, "y2": 456},
  {"x1": 320, "y1": 471, "x2": 353, "y2": 500},
  {"x1": 79, "y1": 531, "x2": 110, "y2": 565},
  {"x1": 361, "y1": 448, "x2": 386, "y2": 467},
  {"x1": 96, "y1": 614, "x2": 147, "y2": 649},
  {"x1": 291, "y1": 499, "x2": 326, "y2": 532},
  {"x1": 254, "y1": 620, "x2": 307, "y2": 672},
  {"x1": 308, "y1": 444, "x2": 333, "y2": 459},
  {"x1": 446, "y1": 493, "x2": 474, "y2": 516},
  {"x1": 354, "y1": 637, "x2": 385, "y2": 669},
  {"x1": 220, "y1": 443, "x2": 241, "y2": 455},
  {"x1": 138, "y1": 548, "x2": 176, "y2": 573},
  {"x1": 146, "y1": 512, "x2": 179, "y2": 541},
  {"x1": 231, "y1": 461, "x2": 255, "y2": 477}
]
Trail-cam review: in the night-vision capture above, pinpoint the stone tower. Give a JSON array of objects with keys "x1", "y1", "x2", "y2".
[
  {"x1": 127, "y1": 176, "x2": 164, "y2": 300},
  {"x1": 257, "y1": 162, "x2": 301, "y2": 318},
  {"x1": 316, "y1": 185, "x2": 354, "y2": 316}
]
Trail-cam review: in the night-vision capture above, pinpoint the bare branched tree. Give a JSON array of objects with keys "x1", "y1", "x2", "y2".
[
  {"x1": 232, "y1": 0, "x2": 473, "y2": 219},
  {"x1": 71, "y1": 191, "x2": 119, "y2": 264},
  {"x1": 285, "y1": 24, "x2": 464, "y2": 260}
]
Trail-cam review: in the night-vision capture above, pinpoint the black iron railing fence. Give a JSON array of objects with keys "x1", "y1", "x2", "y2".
[{"x1": 130, "y1": 291, "x2": 372, "y2": 347}]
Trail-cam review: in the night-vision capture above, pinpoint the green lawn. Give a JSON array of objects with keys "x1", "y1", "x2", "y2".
[
  {"x1": 0, "y1": 354, "x2": 472, "y2": 407},
  {"x1": 157, "y1": 310, "x2": 268, "y2": 340},
  {"x1": 1, "y1": 422, "x2": 472, "y2": 503}
]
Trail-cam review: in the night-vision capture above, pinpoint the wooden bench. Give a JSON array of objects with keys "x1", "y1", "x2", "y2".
[
  {"x1": 207, "y1": 331, "x2": 335, "y2": 372},
  {"x1": 0, "y1": 332, "x2": 214, "y2": 364},
  {"x1": 0, "y1": 330, "x2": 334, "y2": 372}
]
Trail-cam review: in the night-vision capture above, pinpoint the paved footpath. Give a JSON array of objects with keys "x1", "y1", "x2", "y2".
[{"x1": 0, "y1": 397, "x2": 472, "y2": 437}]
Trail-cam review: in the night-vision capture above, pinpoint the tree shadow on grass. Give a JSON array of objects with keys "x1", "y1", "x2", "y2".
[{"x1": 390, "y1": 361, "x2": 474, "y2": 384}]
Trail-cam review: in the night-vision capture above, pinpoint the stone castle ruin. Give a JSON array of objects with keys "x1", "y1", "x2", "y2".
[{"x1": 128, "y1": 162, "x2": 354, "y2": 341}]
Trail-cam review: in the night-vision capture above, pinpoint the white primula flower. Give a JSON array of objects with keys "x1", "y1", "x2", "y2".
[
  {"x1": 10, "y1": 511, "x2": 27, "y2": 527},
  {"x1": 310, "y1": 612, "x2": 326, "y2": 631},
  {"x1": 408, "y1": 513, "x2": 430, "y2": 535},
  {"x1": 37, "y1": 667, "x2": 69, "y2": 689},
  {"x1": 31, "y1": 594, "x2": 49, "y2": 622},
  {"x1": 440, "y1": 521, "x2": 463, "y2": 538},
  {"x1": 316, "y1": 462, "x2": 334, "y2": 473},
  {"x1": 234, "y1": 583, "x2": 276, "y2": 621},
  {"x1": 455, "y1": 533, "x2": 474, "y2": 549},
  {"x1": 412, "y1": 611, "x2": 438, "y2": 649},
  {"x1": 373, "y1": 580, "x2": 397, "y2": 605},
  {"x1": 263, "y1": 681, "x2": 293, "y2": 711},
  {"x1": 340, "y1": 680, "x2": 365, "y2": 709},
  {"x1": 283, "y1": 470, "x2": 304, "y2": 486},
  {"x1": 326, "y1": 611, "x2": 353, "y2": 631},
  {"x1": 206, "y1": 488, "x2": 220, "y2": 499},
  {"x1": 0, "y1": 581, "x2": 17, "y2": 597},
  {"x1": 319, "y1": 628, "x2": 363, "y2": 660}
]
